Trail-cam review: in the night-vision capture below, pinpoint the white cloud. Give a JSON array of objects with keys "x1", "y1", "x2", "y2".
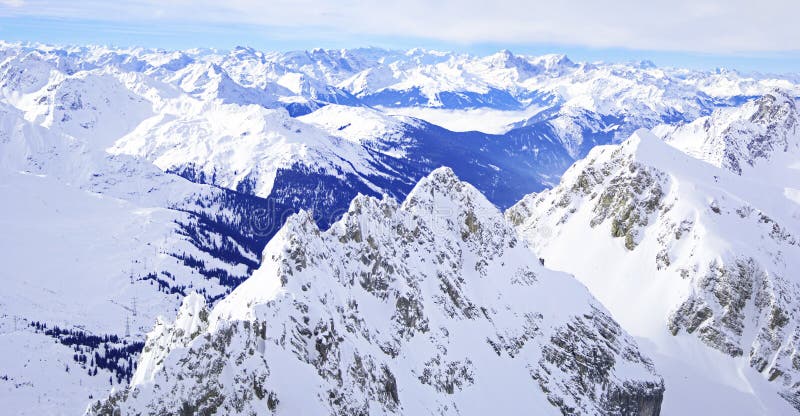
[
  {"x1": 2, "y1": 0, "x2": 799, "y2": 53},
  {"x1": 0, "y1": 0, "x2": 25, "y2": 7}
]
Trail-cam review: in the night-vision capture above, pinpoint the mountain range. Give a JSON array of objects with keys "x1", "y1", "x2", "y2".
[{"x1": 0, "y1": 42, "x2": 799, "y2": 415}]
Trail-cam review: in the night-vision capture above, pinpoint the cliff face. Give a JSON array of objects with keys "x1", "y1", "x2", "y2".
[{"x1": 89, "y1": 168, "x2": 663, "y2": 416}]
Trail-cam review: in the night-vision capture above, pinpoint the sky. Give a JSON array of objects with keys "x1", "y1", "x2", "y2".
[{"x1": 1, "y1": 0, "x2": 799, "y2": 73}]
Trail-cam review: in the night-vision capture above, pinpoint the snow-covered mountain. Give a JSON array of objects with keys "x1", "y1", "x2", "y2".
[
  {"x1": 89, "y1": 168, "x2": 664, "y2": 416},
  {"x1": 508, "y1": 90, "x2": 800, "y2": 414},
  {"x1": 656, "y1": 89, "x2": 799, "y2": 176},
  {"x1": 1, "y1": 40, "x2": 799, "y2": 415}
]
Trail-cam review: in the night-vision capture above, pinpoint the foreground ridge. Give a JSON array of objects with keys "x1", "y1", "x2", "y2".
[{"x1": 90, "y1": 168, "x2": 663, "y2": 416}]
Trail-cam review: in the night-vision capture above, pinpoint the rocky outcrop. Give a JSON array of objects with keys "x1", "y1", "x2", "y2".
[{"x1": 509, "y1": 130, "x2": 668, "y2": 252}]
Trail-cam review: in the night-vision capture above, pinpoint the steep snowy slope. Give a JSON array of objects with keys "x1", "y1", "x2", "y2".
[
  {"x1": 0, "y1": 170, "x2": 268, "y2": 414},
  {"x1": 110, "y1": 101, "x2": 385, "y2": 199},
  {"x1": 508, "y1": 92, "x2": 800, "y2": 413},
  {"x1": 90, "y1": 168, "x2": 664, "y2": 416},
  {"x1": 0, "y1": 169, "x2": 197, "y2": 413}
]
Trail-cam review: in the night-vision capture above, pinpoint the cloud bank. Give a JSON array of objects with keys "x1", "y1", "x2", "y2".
[{"x1": 1, "y1": 0, "x2": 798, "y2": 53}]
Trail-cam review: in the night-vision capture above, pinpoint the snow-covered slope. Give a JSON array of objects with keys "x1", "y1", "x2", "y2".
[
  {"x1": 111, "y1": 102, "x2": 385, "y2": 198},
  {"x1": 0, "y1": 171, "x2": 258, "y2": 415},
  {"x1": 89, "y1": 168, "x2": 664, "y2": 416},
  {"x1": 298, "y1": 103, "x2": 415, "y2": 146},
  {"x1": 508, "y1": 92, "x2": 800, "y2": 413},
  {"x1": 0, "y1": 70, "x2": 269, "y2": 415}
]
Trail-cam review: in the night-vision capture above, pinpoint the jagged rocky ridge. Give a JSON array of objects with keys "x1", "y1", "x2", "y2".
[
  {"x1": 508, "y1": 91, "x2": 800, "y2": 413},
  {"x1": 90, "y1": 168, "x2": 664, "y2": 416}
]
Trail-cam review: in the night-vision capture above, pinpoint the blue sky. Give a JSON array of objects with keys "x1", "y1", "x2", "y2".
[{"x1": 1, "y1": 1, "x2": 799, "y2": 74}]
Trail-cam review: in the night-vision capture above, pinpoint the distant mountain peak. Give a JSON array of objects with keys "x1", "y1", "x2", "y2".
[{"x1": 663, "y1": 88, "x2": 799, "y2": 175}]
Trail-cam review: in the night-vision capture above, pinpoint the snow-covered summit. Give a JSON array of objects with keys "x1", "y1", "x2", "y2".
[
  {"x1": 508, "y1": 117, "x2": 800, "y2": 413},
  {"x1": 91, "y1": 168, "x2": 664, "y2": 416},
  {"x1": 660, "y1": 89, "x2": 800, "y2": 175}
]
